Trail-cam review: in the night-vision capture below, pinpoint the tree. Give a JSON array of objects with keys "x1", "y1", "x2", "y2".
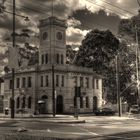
[
  {"x1": 66, "y1": 45, "x2": 77, "y2": 64},
  {"x1": 18, "y1": 43, "x2": 39, "y2": 66},
  {"x1": 118, "y1": 10, "x2": 140, "y2": 105},
  {"x1": 74, "y1": 29, "x2": 137, "y2": 104},
  {"x1": 118, "y1": 11, "x2": 140, "y2": 44},
  {"x1": 75, "y1": 29, "x2": 119, "y2": 74},
  {"x1": 74, "y1": 29, "x2": 119, "y2": 103}
]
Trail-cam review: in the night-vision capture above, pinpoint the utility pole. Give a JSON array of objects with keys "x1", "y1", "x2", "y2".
[
  {"x1": 135, "y1": 25, "x2": 140, "y2": 102},
  {"x1": 52, "y1": 65, "x2": 55, "y2": 117},
  {"x1": 116, "y1": 54, "x2": 122, "y2": 117},
  {"x1": 11, "y1": 0, "x2": 16, "y2": 119},
  {"x1": 51, "y1": 0, "x2": 55, "y2": 117}
]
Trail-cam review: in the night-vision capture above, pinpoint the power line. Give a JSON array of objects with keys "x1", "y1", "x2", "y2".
[
  {"x1": 5, "y1": 1, "x2": 50, "y2": 16},
  {"x1": 100, "y1": 0, "x2": 135, "y2": 16},
  {"x1": 86, "y1": 0, "x2": 134, "y2": 18}
]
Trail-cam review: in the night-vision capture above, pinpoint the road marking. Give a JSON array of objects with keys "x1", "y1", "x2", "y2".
[
  {"x1": 51, "y1": 130, "x2": 99, "y2": 136},
  {"x1": 104, "y1": 135, "x2": 140, "y2": 140},
  {"x1": 74, "y1": 125, "x2": 99, "y2": 136}
]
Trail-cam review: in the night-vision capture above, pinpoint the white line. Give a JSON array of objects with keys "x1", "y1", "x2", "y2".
[
  {"x1": 49, "y1": 130, "x2": 99, "y2": 136},
  {"x1": 103, "y1": 135, "x2": 140, "y2": 140}
]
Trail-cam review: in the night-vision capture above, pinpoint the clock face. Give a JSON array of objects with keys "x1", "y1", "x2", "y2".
[
  {"x1": 42, "y1": 32, "x2": 48, "y2": 40},
  {"x1": 56, "y1": 32, "x2": 63, "y2": 40}
]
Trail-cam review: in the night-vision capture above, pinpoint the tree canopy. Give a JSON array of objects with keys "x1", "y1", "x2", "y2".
[{"x1": 75, "y1": 29, "x2": 119, "y2": 74}]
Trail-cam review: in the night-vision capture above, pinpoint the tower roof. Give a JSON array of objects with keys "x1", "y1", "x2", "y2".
[{"x1": 38, "y1": 16, "x2": 67, "y2": 28}]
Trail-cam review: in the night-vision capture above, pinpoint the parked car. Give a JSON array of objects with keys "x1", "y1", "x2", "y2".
[
  {"x1": 130, "y1": 105, "x2": 140, "y2": 114},
  {"x1": 94, "y1": 108, "x2": 116, "y2": 116}
]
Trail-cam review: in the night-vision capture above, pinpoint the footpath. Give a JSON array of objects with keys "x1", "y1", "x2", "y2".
[{"x1": 0, "y1": 113, "x2": 137, "y2": 123}]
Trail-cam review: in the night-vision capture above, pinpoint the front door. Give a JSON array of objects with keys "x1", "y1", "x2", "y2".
[
  {"x1": 56, "y1": 95, "x2": 63, "y2": 114},
  {"x1": 39, "y1": 95, "x2": 48, "y2": 114},
  {"x1": 93, "y1": 96, "x2": 98, "y2": 111}
]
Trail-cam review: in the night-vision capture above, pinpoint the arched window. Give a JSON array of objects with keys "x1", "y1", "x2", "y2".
[
  {"x1": 22, "y1": 96, "x2": 26, "y2": 108},
  {"x1": 61, "y1": 54, "x2": 64, "y2": 64},
  {"x1": 42, "y1": 95, "x2": 48, "y2": 100},
  {"x1": 56, "y1": 54, "x2": 59, "y2": 64},
  {"x1": 28, "y1": 96, "x2": 32, "y2": 108},
  {"x1": 16, "y1": 97, "x2": 20, "y2": 108}
]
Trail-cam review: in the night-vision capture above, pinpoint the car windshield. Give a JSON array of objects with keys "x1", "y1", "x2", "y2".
[{"x1": 102, "y1": 108, "x2": 112, "y2": 111}]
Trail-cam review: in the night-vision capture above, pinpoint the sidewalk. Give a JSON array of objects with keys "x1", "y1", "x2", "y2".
[
  {"x1": 0, "y1": 113, "x2": 138, "y2": 123},
  {"x1": 0, "y1": 113, "x2": 86, "y2": 123}
]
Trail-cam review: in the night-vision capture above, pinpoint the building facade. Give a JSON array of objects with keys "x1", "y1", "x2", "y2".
[{"x1": 4, "y1": 17, "x2": 102, "y2": 115}]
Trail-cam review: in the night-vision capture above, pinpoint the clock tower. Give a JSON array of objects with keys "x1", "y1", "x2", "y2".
[{"x1": 38, "y1": 16, "x2": 67, "y2": 65}]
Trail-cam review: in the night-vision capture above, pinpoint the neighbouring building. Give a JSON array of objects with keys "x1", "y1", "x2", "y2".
[{"x1": 3, "y1": 16, "x2": 103, "y2": 115}]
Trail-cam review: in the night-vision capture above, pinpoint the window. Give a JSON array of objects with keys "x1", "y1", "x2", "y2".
[
  {"x1": 28, "y1": 97, "x2": 32, "y2": 108},
  {"x1": 61, "y1": 54, "x2": 64, "y2": 64},
  {"x1": 40, "y1": 76, "x2": 43, "y2": 87},
  {"x1": 46, "y1": 75, "x2": 49, "y2": 87},
  {"x1": 86, "y1": 96, "x2": 89, "y2": 108},
  {"x1": 22, "y1": 77, "x2": 26, "y2": 88},
  {"x1": 61, "y1": 75, "x2": 64, "y2": 87},
  {"x1": 28, "y1": 77, "x2": 32, "y2": 87},
  {"x1": 74, "y1": 96, "x2": 77, "y2": 107},
  {"x1": 41, "y1": 54, "x2": 44, "y2": 64},
  {"x1": 56, "y1": 54, "x2": 59, "y2": 64},
  {"x1": 45, "y1": 54, "x2": 48, "y2": 64},
  {"x1": 56, "y1": 75, "x2": 59, "y2": 87},
  {"x1": 16, "y1": 78, "x2": 20, "y2": 88},
  {"x1": 85, "y1": 77, "x2": 89, "y2": 88},
  {"x1": 80, "y1": 77, "x2": 84, "y2": 87},
  {"x1": 22, "y1": 96, "x2": 26, "y2": 108},
  {"x1": 92, "y1": 78, "x2": 95, "y2": 89},
  {"x1": 9, "y1": 80, "x2": 12, "y2": 89},
  {"x1": 80, "y1": 97, "x2": 83, "y2": 108},
  {"x1": 16, "y1": 97, "x2": 20, "y2": 108},
  {"x1": 74, "y1": 76, "x2": 77, "y2": 86},
  {"x1": 96, "y1": 79, "x2": 99, "y2": 89}
]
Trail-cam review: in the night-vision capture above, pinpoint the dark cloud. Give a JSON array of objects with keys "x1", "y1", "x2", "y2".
[{"x1": 72, "y1": 9, "x2": 121, "y2": 35}]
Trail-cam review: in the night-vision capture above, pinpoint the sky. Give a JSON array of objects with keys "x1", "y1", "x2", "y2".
[{"x1": 0, "y1": 0, "x2": 139, "y2": 74}]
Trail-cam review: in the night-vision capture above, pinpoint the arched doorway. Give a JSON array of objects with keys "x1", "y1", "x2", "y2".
[
  {"x1": 38, "y1": 95, "x2": 48, "y2": 114},
  {"x1": 56, "y1": 95, "x2": 63, "y2": 114},
  {"x1": 93, "y1": 96, "x2": 98, "y2": 111}
]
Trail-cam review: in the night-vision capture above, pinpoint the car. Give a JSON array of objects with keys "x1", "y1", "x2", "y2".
[
  {"x1": 130, "y1": 105, "x2": 140, "y2": 114},
  {"x1": 94, "y1": 108, "x2": 116, "y2": 116}
]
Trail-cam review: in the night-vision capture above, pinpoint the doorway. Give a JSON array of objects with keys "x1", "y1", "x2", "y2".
[
  {"x1": 38, "y1": 95, "x2": 48, "y2": 114},
  {"x1": 93, "y1": 96, "x2": 98, "y2": 111},
  {"x1": 56, "y1": 95, "x2": 63, "y2": 114}
]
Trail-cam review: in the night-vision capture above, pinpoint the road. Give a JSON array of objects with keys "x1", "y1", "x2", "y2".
[{"x1": 0, "y1": 116, "x2": 140, "y2": 139}]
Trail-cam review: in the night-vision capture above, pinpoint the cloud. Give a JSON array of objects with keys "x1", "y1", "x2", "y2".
[
  {"x1": 0, "y1": 0, "x2": 139, "y2": 75},
  {"x1": 66, "y1": 27, "x2": 90, "y2": 45},
  {"x1": 72, "y1": 9, "x2": 121, "y2": 35},
  {"x1": 67, "y1": 18, "x2": 81, "y2": 27}
]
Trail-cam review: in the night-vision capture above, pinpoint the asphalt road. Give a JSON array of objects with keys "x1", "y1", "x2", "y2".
[{"x1": 0, "y1": 116, "x2": 140, "y2": 139}]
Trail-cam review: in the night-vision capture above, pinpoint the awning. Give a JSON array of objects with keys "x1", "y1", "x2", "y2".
[{"x1": 38, "y1": 100, "x2": 45, "y2": 104}]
